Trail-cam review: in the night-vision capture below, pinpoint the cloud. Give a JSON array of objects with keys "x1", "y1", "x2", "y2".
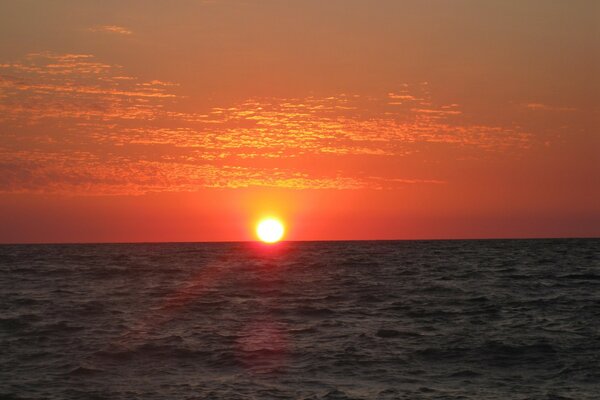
[
  {"x1": 0, "y1": 53, "x2": 532, "y2": 195},
  {"x1": 523, "y1": 103, "x2": 577, "y2": 112},
  {"x1": 0, "y1": 52, "x2": 178, "y2": 124},
  {"x1": 387, "y1": 92, "x2": 421, "y2": 102},
  {"x1": 89, "y1": 25, "x2": 133, "y2": 35},
  {"x1": 0, "y1": 150, "x2": 373, "y2": 194}
]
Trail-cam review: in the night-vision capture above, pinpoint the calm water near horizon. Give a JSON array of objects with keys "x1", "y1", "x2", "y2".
[{"x1": 1, "y1": 239, "x2": 599, "y2": 399}]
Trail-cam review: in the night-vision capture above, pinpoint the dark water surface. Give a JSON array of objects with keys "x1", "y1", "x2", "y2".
[{"x1": 1, "y1": 239, "x2": 599, "y2": 399}]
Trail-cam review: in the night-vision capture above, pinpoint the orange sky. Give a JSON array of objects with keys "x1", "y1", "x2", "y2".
[{"x1": 0, "y1": 1, "x2": 598, "y2": 243}]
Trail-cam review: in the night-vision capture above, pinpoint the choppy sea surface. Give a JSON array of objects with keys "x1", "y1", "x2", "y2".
[{"x1": 1, "y1": 239, "x2": 599, "y2": 399}]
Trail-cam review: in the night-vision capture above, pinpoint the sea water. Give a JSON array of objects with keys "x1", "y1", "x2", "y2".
[{"x1": 1, "y1": 239, "x2": 599, "y2": 399}]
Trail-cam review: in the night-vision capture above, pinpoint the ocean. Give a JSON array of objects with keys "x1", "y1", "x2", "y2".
[{"x1": 1, "y1": 239, "x2": 598, "y2": 399}]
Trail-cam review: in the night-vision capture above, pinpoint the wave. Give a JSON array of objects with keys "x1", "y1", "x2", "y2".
[{"x1": 1, "y1": 239, "x2": 599, "y2": 399}]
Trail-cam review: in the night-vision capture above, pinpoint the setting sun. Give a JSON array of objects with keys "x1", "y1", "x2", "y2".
[{"x1": 256, "y1": 218, "x2": 285, "y2": 243}]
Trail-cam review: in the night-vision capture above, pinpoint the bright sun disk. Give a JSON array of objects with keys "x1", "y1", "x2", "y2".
[{"x1": 256, "y1": 218, "x2": 285, "y2": 243}]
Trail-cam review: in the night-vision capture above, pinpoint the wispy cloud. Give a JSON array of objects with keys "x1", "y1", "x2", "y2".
[
  {"x1": 523, "y1": 103, "x2": 577, "y2": 112},
  {"x1": 0, "y1": 149, "x2": 375, "y2": 195},
  {"x1": 0, "y1": 53, "x2": 532, "y2": 195},
  {"x1": 89, "y1": 25, "x2": 133, "y2": 35},
  {"x1": 0, "y1": 52, "x2": 178, "y2": 124}
]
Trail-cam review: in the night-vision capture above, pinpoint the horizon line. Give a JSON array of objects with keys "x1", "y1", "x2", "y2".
[{"x1": 1, "y1": 235, "x2": 598, "y2": 246}]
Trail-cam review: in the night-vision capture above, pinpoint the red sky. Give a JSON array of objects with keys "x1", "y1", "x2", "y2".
[{"x1": 0, "y1": 1, "x2": 598, "y2": 243}]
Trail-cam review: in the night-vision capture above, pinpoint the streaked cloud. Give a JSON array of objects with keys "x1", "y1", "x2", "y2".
[
  {"x1": 89, "y1": 25, "x2": 133, "y2": 35},
  {"x1": 523, "y1": 103, "x2": 577, "y2": 112},
  {"x1": 0, "y1": 53, "x2": 533, "y2": 195},
  {"x1": 0, "y1": 149, "x2": 376, "y2": 195},
  {"x1": 0, "y1": 52, "x2": 177, "y2": 124}
]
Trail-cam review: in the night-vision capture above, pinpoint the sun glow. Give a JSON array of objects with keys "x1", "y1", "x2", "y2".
[{"x1": 256, "y1": 218, "x2": 285, "y2": 243}]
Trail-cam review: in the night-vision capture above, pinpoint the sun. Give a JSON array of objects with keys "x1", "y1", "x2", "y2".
[{"x1": 256, "y1": 218, "x2": 285, "y2": 243}]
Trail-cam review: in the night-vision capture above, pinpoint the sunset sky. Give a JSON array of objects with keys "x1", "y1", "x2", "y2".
[{"x1": 0, "y1": 0, "x2": 598, "y2": 243}]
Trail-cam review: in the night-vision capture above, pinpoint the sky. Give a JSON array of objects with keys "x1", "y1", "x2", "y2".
[{"x1": 0, "y1": 0, "x2": 598, "y2": 243}]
